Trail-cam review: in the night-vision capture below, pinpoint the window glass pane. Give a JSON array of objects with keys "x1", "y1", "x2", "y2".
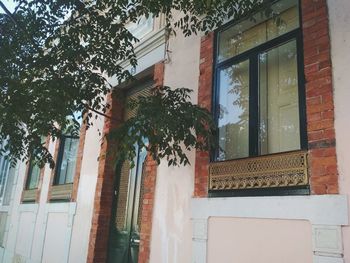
[
  {"x1": 0, "y1": 212, "x2": 7, "y2": 246},
  {"x1": 259, "y1": 40, "x2": 300, "y2": 154},
  {"x1": 126, "y1": 16, "x2": 154, "y2": 40},
  {"x1": 217, "y1": 60, "x2": 249, "y2": 161},
  {"x1": 27, "y1": 162, "x2": 40, "y2": 189},
  {"x1": 57, "y1": 137, "x2": 79, "y2": 184},
  {"x1": 115, "y1": 161, "x2": 131, "y2": 231},
  {"x1": 218, "y1": 0, "x2": 299, "y2": 62},
  {"x1": 0, "y1": 155, "x2": 10, "y2": 198},
  {"x1": 3, "y1": 167, "x2": 14, "y2": 205}
]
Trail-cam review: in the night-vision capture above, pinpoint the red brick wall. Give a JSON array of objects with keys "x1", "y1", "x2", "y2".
[
  {"x1": 87, "y1": 62, "x2": 164, "y2": 263},
  {"x1": 194, "y1": 33, "x2": 214, "y2": 198},
  {"x1": 195, "y1": 0, "x2": 338, "y2": 197},
  {"x1": 87, "y1": 92, "x2": 124, "y2": 263},
  {"x1": 301, "y1": 0, "x2": 338, "y2": 194},
  {"x1": 138, "y1": 155, "x2": 157, "y2": 263}
]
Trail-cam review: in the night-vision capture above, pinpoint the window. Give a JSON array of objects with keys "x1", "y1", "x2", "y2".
[
  {"x1": 53, "y1": 114, "x2": 82, "y2": 186},
  {"x1": 213, "y1": 0, "x2": 306, "y2": 162},
  {"x1": 126, "y1": 16, "x2": 154, "y2": 40},
  {"x1": 0, "y1": 142, "x2": 10, "y2": 204},
  {"x1": 25, "y1": 160, "x2": 41, "y2": 190},
  {"x1": 22, "y1": 137, "x2": 47, "y2": 203},
  {"x1": 54, "y1": 135, "x2": 80, "y2": 185}
]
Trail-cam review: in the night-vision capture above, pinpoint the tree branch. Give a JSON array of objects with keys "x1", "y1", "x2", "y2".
[
  {"x1": 84, "y1": 104, "x2": 117, "y2": 121},
  {"x1": 0, "y1": 1, "x2": 16, "y2": 23}
]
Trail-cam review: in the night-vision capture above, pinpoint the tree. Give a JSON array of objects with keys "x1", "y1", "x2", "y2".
[{"x1": 0, "y1": 0, "x2": 262, "y2": 168}]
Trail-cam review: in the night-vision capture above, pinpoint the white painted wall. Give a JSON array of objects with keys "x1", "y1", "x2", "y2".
[
  {"x1": 328, "y1": 0, "x2": 350, "y2": 261},
  {"x1": 0, "y1": 115, "x2": 103, "y2": 263},
  {"x1": 149, "y1": 29, "x2": 201, "y2": 263},
  {"x1": 68, "y1": 116, "x2": 103, "y2": 263}
]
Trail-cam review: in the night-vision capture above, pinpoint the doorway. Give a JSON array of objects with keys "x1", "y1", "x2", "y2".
[{"x1": 107, "y1": 83, "x2": 152, "y2": 263}]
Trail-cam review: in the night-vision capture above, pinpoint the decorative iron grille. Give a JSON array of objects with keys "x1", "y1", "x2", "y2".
[{"x1": 209, "y1": 151, "x2": 308, "y2": 191}]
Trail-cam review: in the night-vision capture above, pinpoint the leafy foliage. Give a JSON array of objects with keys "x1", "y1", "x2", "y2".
[
  {"x1": 111, "y1": 86, "x2": 216, "y2": 166},
  {"x1": 0, "y1": 0, "x2": 261, "y2": 167}
]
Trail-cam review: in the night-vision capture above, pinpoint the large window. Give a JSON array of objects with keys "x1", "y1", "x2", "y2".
[{"x1": 213, "y1": 0, "x2": 306, "y2": 162}]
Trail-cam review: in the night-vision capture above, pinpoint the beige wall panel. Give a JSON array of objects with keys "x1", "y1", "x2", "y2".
[{"x1": 207, "y1": 217, "x2": 313, "y2": 263}]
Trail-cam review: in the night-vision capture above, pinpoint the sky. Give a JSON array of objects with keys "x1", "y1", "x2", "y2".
[{"x1": 0, "y1": 0, "x2": 16, "y2": 13}]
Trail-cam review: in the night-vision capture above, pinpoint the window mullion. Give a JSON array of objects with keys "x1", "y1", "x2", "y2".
[
  {"x1": 249, "y1": 54, "x2": 259, "y2": 157},
  {"x1": 212, "y1": 66, "x2": 220, "y2": 162},
  {"x1": 296, "y1": 31, "x2": 308, "y2": 150}
]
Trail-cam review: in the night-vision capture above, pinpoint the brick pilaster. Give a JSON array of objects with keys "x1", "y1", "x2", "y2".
[
  {"x1": 194, "y1": 32, "x2": 214, "y2": 198},
  {"x1": 87, "y1": 92, "x2": 124, "y2": 263},
  {"x1": 301, "y1": 0, "x2": 338, "y2": 194}
]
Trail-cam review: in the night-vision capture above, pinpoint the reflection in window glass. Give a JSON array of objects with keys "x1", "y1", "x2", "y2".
[
  {"x1": 0, "y1": 148, "x2": 10, "y2": 202},
  {"x1": 0, "y1": 212, "x2": 7, "y2": 246},
  {"x1": 218, "y1": 0, "x2": 299, "y2": 62},
  {"x1": 259, "y1": 40, "x2": 300, "y2": 154},
  {"x1": 126, "y1": 16, "x2": 154, "y2": 40},
  {"x1": 26, "y1": 161, "x2": 40, "y2": 189},
  {"x1": 56, "y1": 136, "x2": 79, "y2": 185},
  {"x1": 217, "y1": 60, "x2": 250, "y2": 160}
]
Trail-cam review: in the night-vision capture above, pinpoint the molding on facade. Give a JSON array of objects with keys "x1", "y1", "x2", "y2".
[
  {"x1": 192, "y1": 195, "x2": 348, "y2": 225},
  {"x1": 314, "y1": 255, "x2": 344, "y2": 263},
  {"x1": 191, "y1": 195, "x2": 348, "y2": 263},
  {"x1": 107, "y1": 27, "x2": 167, "y2": 87},
  {"x1": 120, "y1": 27, "x2": 167, "y2": 69}
]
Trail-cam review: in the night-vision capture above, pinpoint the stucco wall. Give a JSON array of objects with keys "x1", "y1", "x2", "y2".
[
  {"x1": 207, "y1": 217, "x2": 313, "y2": 263},
  {"x1": 328, "y1": 0, "x2": 350, "y2": 261},
  {"x1": 68, "y1": 116, "x2": 103, "y2": 263},
  {"x1": 149, "y1": 30, "x2": 201, "y2": 262}
]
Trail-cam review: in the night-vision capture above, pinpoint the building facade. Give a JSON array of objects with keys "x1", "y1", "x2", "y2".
[{"x1": 0, "y1": 0, "x2": 349, "y2": 262}]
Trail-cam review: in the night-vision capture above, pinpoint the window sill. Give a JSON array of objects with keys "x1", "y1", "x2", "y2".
[
  {"x1": 209, "y1": 150, "x2": 309, "y2": 195},
  {"x1": 50, "y1": 183, "x2": 73, "y2": 201},
  {"x1": 22, "y1": 189, "x2": 37, "y2": 203}
]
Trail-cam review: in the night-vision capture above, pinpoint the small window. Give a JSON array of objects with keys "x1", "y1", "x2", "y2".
[
  {"x1": 54, "y1": 114, "x2": 82, "y2": 186},
  {"x1": 54, "y1": 135, "x2": 80, "y2": 185},
  {"x1": 25, "y1": 160, "x2": 41, "y2": 190},
  {"x1": 24, "y1": 136, "x2": 46, "y2": 190},
  {"x1": 0, "y1": 142, "x2": 10, "y2": 204},
  {"x1": 0, "y1": 141, "x2": 13, "y2": 205}
]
